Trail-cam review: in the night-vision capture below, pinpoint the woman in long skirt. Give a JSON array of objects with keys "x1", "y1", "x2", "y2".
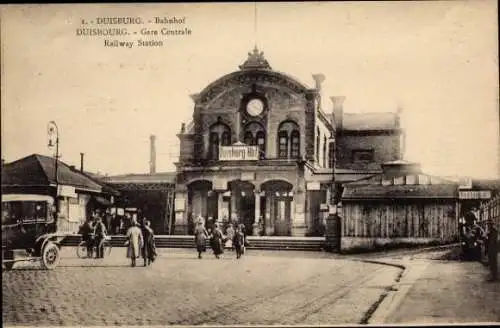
[
  {"x1": 194, "y1": 220, "x2": 208, "y2": 259},
  {"x1": 210, "y1": 223, "x2": 224, "y2": 259},
  {"x1": 125, "y1": 220, "x2": 143, "y2": 267},
  {"x1": 141, "y1": 219, "x2": 156, "y2": 266}
]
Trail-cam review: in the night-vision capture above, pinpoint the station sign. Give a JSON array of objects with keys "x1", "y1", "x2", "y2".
[
  {"x1": 219, "y1": 145, "x2": 259, "y2": 161},
  {"x1": 458, "y1": 190, "x2": 492, "y2": 200}
]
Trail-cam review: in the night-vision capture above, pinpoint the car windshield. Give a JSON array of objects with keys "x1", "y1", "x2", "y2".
[{"x1": 2, "y1": 201, "x2": 48, "y2": 225}]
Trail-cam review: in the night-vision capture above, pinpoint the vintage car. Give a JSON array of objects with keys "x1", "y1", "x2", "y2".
[{"x1": 2, "y1": 194, "x2": 66, "y2": 270}]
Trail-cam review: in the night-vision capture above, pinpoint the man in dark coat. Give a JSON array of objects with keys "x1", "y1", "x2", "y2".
[
  {"x1": 141, "y1": 219, "x2": 156, "y2": 266},
  {"x1": 78, "y1": 218, "x2": 94, "y2": 258},
  {"x1": 233, "y1": 225, "x2": 245, "y2": 259},
  {"x1": 486, "y1": 219, "x2": 498, "y2": 281}
]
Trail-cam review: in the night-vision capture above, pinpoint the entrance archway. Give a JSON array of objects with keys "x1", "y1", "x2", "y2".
[
  {"x1": 228, "y1": 180, "x2": 256, "y2": 235},
  {"x1": 261, "y1": 180, "x2": 294, "y2": 236},
  {"x1": 187, "y1": 180, "x2": 216, "y2": 232}
]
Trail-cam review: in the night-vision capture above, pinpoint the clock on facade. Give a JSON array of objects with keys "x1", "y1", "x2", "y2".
[{"x1": 246, "y1": 98, "x2": 264, "y2": 116}]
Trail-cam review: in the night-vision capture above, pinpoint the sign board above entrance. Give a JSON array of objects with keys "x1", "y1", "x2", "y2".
[
  {"x1": 306, "y1": 182, "x2": 321, "y2": 191},
  {"x1": 58, "y1": 185, "x2": 77, "y2": 198},
  {"x1": 458, "y1": 190, "x2": 492, "y2": 200},
  {"x1": 213, "y1": 178, "x2": 227, "y2": 191},
  {"x1": 219, "y1": 145, "x2": 259, "y2": 161}
]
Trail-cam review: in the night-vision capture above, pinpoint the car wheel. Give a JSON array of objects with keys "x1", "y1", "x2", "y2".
[{"x1": 41, "y1": 242, "x2": 60, "y2": 270}]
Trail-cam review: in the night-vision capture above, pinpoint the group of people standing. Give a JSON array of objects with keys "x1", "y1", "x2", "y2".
[
  {"x1": 194, "y1": 217, "x2": 248, "y2": 260},
  {"x1": 79, "y1": 210, "x2": 157, "y2": 267},
  {"x1": 125, "y1": 217, "x2": 157, "y2": 267},
  {"x1": 79, "y1": 211, "x2": 108, "y2": 258},
  {"x1": 460, "y1": 210, "x2": 498, "y2": 282}
]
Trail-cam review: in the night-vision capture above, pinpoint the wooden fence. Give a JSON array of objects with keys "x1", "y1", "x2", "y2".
[{"x1": 342, "y1": 200, "x2": 458, "y2": 240}]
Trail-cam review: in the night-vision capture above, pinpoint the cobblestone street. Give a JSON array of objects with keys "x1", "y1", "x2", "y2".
[{"x1": 2, "y1": 248, "x2": 400, "y2": 326}]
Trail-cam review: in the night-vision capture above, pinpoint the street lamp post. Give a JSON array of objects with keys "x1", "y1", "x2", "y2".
[{"x1": 48, "y1": 121, "x2": 60, "y2": 214}]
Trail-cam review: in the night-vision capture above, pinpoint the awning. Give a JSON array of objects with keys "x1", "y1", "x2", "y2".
[{"x1": 93, "y1": 196, "x2": 112, "y2": 206}]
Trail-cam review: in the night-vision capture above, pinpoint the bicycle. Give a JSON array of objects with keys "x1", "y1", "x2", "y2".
[{"x1": 76, "y1": 235, "x2": 112, "y2": 259}]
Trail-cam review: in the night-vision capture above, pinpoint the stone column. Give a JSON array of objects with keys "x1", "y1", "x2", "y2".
[
  {"x1": 217, "y1": 192, "x2": 224, "y2": 221},
  {"x1": 291, "y1": 190, "x2": 307, "y2": 236},
  {"x1": 253, "y1": 190, "x2": 261, "y2": 236}
]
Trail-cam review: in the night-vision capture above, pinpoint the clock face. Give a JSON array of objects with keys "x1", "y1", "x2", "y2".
[{"x1": 246, "y1": 98, "x2": 264, "y2": 116}]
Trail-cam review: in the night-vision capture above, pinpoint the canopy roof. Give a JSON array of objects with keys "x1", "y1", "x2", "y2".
[{"x1": 2, "y1": 154, "x2": 104, "y2": 193}]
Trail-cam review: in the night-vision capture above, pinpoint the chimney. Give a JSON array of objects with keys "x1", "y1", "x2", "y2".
[
  {"x1": 149, "y1": 134, "x2": 156, "y2": 174},
  {"x1": 330, "y1": 96, "x2": 346, "y2": 130},
  {"x1": 312, "y1": 74, "x2": 326, "y2": 91},
  {"x1": 80, "y1": 153, "x2": 84, "y2": 172},
  {"x1": 180, "y1": 123, "x2": 186, "y2": 133}
]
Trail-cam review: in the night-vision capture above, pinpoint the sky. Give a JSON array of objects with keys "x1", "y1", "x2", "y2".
[{"x1": 1, "y1": 1, "x2": 499, "y2": 179}]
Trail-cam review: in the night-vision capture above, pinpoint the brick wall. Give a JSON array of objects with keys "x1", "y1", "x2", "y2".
[{"x1": 336, "y1": 132, "x2": 401, "y2": 165}]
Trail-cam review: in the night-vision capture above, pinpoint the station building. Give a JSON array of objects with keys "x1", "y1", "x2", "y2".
[{"x1": 173, "y1": 48, "x2": 404, "y2": 237}]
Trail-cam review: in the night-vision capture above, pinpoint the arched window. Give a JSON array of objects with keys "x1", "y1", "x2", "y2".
[
  {"x1": 290, "y1": 131, "x2": 300, "y2": 158},
  {"x1": 278, "y1": 131, "x2": 288, "y2": 158},
  {"x1": 243, "y1": 122, "x2": 266, "y2": 158},
  {"x1": 328, "y1": 141, "x2": 335, "y2": 168},
  {"x1": 208, "y1": 122, "x2": 231, "y2": 160},
  {"x1": 244, "y1": 131, "x2": 255, "y2": 145},
  {"x1": 221, "y1": 131, "x2": 231, "y2": 146},
  {"x1": 209, "y1": 132, "x2": 220, "y2": 160},
  {"x1": 256, "y1": 131, "x2": 266, "y2": 159},
  {"x1": 277, "y1": 120, "x2": 300, "y2": 159},
  {"x1": 323, "y1": 136, "x2": 327, "y2": 167}
]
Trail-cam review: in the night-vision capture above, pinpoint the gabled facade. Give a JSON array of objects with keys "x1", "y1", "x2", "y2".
[
  {"x1": 175, "y1": 48, "x2": 336, "y2": 236},
  {"x1": 173, "y1": 48, "x2": 406, "y2": 237}
]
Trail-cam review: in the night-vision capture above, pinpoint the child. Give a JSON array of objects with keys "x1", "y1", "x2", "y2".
[{"x1": 233, "y1": 225, "x2": 245, "y2": 259}]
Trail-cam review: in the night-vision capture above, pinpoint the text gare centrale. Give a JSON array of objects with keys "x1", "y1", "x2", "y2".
[{"x1": 75, "y1": 16, "x2": 191, "y2": 37}]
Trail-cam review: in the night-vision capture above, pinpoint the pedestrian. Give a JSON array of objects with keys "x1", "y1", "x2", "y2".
[
  {"x1": 240, "y1": 223, "x2": 248, "y2": 254},
  {"x1": 125, "y1": 219, "x2": 143, "y2": 267},
  {"x1": 105, "y1": 209, "x2": 112, "y2": 234},
  {"x1": 485, "y1": 219, "x2": 498, "y2": 281},
  {"x1": 141, "y1": 218, "x2": 157, "y2": 266},
  {"x1": 210, "y1": 222, "x2": 224, "y2": 259},
  {"x1": 93, "y1": 214, "x2": 107, "y2": 258},
  {"x1": 225, "y1": 223, "x2": 235, "y2": 250},
  {"x1": 194, "y1": 219, "x2": 209, "y2": 259},
  {"x1": 78, "y1": 218, "x2": 94, "y2": 258},
  {"x1": 233, "y1": 225, "x2": 245, "y2": 259}
]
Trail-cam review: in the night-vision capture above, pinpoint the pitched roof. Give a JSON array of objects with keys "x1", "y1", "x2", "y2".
[
  {"x1": 341, "y1": 112, "x2": 399, "y2": 131},
  {"x1": 78, "y1": 171, "x2": 120, "y2": 196},
  {"x1": 342, "y1": 184, "x2": 458, "y2": 200},
  {"x1": 103, "y1": 172, "x2": 176, "y2": 185},
  {"x1": 342, "y1": 171, "x2": 458, "y2": 200},
  {"x1": 2, "y1": 154, "x2": 103, "y2": 192}
]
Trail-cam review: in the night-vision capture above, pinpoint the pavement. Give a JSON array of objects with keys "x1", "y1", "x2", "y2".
[
  {"x1": 368, "y1": 247, "x2": 500, "y2": 325},
  {"x1": 2, "y1": 245, "x2": 499, "y2": 326},
  {"x1": 2, "y1": 247, "x2": 400, "y2": 326}
]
